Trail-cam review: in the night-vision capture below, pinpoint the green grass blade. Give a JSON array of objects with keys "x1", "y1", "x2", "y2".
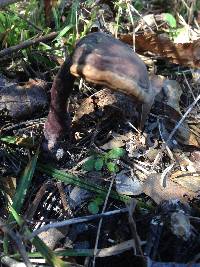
[
  {"x1": 37, "y1": 163, "x2": 131, "y2": 203},
  {"x1": 3, "y1": 149, "x2": 39, "y2": 254},
  {"x1": 9, "y1": 206, "x2": 70, "y2": 267},
  {"x1": 53, "y1": 24, "x2": 74, "y2": 41},
  {"x1": 11, "y1": 148, "x2": 39, "y2": 213},
  {"x1": 0, "y1": 135, "x2": 37, "y2": 148},
  {"x1": 1, "y1": 137, "x2": 131, "y2": 203}
]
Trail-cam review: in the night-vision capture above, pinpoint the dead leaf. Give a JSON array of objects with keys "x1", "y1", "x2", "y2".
[
  {"x1": 100, "y1": 132, "x2": 130, "y2": 150},
  {"x1": 170, "y1": 170, "x2": 200, "y2": 193},
  {"x1": 143, "y1": 174, "x2": 197, "y2": 204},
  {"x1": 119, "y1": 33, "x2": 200, "y2": 68}
]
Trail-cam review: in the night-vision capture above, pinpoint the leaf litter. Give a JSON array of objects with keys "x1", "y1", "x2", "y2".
[{"x1": 0, "y1": 1, "x2": 200, "y2": 266}]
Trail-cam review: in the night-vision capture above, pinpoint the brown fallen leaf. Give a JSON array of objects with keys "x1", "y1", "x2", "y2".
[
  {"x1": 143, "y1": 174, "x2": 197, "y2": 204},
  {"x1": 115, "y1": 171, "x2": 198, "y2": 204},
  {"x1": 170, "y1": 170, "x2": 200, "y2": 193},
  {"x1": 100, "y1": 132, "x2": 131, "y2": 150},
  {"x1": 119, "y1": 33, "x2": 200, "y2": 69}
]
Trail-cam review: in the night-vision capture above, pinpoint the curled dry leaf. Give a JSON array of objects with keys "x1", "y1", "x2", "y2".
[
  {"x1": 119, "y1": 33, "x2": 200, "y2": 69},
  {"x1": 0, "y1": 75, "x2": 48, "y2": 120}
]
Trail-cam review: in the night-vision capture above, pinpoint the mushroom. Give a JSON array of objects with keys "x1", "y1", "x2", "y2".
[{"x1": 44, "y1": 32, "x2": 158, "y2": 154}]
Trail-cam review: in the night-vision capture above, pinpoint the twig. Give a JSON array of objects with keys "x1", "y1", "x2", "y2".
[
  {"x1": 12, "y1": 239, "x2": 142, "y2": 259},
  {"x1": 128, "y1": 3, "x2": 153, "y2": 32},
  {"x1": 152, "y1": 94, "x2": 200, "y2": 168},
  {"x1": 179, "y1": 0, "x2": 190, "y2": 11},
  {"x1": 57, "y1": 181, "x2": 73, "y2": 218},
  {"x1": 25, "y1": 181, "x2": 51, "y2": 221},
  {"x1": 158, "y1": 119, "x2": 175, "y2": 162},
  {"x1": 166, "y1": 95, "x2": 200, "y2": 144},
  {"x1": 160, "y1": 163, "x2": 175, "y2": 188},
  {"x1": 92, "y1": 175, "x2": 115, "y2": 267},
  {"x1": 27, "y1": 208, "x2": 128, "y2": 240},
  {"x1": 0, "y1": 32, "x2": 58, "y2": 58}
]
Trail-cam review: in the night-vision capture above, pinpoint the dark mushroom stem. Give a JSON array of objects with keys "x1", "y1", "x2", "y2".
[{"x1": 43, "y1": 56, "x2": 75, "y2": 151}]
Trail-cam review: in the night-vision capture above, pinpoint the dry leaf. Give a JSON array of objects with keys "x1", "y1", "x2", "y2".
[
  {"x1": 170, "y1": 170, "x2": 200, "y2": 193},
  {"x1": 142, "y1": 174, "x2": 197, "y2": 204},
  {"x1": 119, "y1": 33, "x2": 200, "y2": 68}
]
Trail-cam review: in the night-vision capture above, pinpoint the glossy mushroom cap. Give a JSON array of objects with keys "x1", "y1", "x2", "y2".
[{"x1": 70, "y1": 32, "x2": 153, "y2": 103}]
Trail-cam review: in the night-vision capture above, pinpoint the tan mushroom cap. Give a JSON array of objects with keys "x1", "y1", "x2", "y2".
[{"x1": 70, "y1": 32, "x2": 154, "y2": 104}]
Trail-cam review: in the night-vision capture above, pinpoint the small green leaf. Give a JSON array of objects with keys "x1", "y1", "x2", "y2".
[
  {"x1": 83, "y1": 157, "x2": 95, "y2": 171},
  {"x1": 106, "y1": 162, "x2": 119, "y2": 173},
  {"x1": 163, "y1": 13, "x2": 177, "y2": 28},
  {"x1": 93, "y1": 196, "x2": 104, "y2": 205},
  {"x1": 105, "y1": 148, "x2": 125, "y2": 160},
  {"x1": 88, "y1": 201, "x2": 99, "y2": 214},
  {"x1": 94, "y1": 157, "x2": 104, "y2": 171}
]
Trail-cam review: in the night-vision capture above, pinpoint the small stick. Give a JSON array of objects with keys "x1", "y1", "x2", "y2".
[
  {"x1": 28, "y1": 208, "x2": 128, "y2": 240},
  {"x1": 0, "y1": 32, "x2": 58, "y2": 57},
  {"x1": 183, "y1": 72, "x2": 200, "y2": 109},
  {"x1": 57, "y1": 181, "x2": 73, "y2": 218}
]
